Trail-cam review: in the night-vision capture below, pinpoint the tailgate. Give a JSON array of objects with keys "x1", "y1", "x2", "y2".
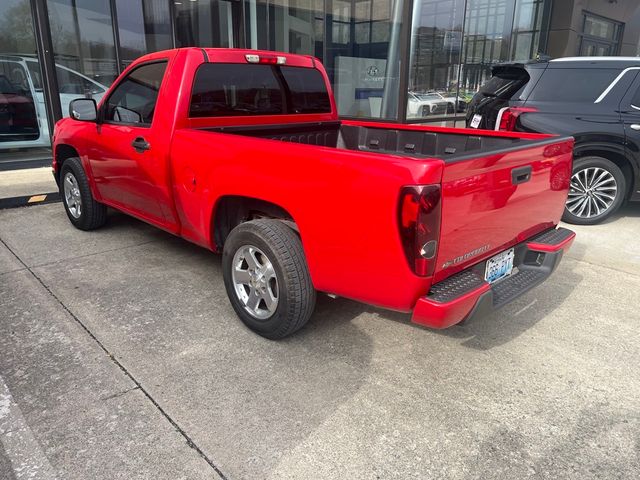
[{"x1": 433, "y1": 136, "x2": 574, "y2": 283}]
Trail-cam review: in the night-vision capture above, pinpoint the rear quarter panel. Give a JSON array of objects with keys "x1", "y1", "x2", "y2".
[{"x1": 170, "y1": 128, "x2": 444, "y2": 311}]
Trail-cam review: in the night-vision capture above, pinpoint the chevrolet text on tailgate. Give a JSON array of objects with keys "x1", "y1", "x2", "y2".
[{"x1": 52, "y1": 48, "x2": 576, "y2": 339}]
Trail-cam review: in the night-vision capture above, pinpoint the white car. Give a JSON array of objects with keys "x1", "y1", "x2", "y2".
[
  {"x1": 0, "y1": 55, "x2": 107, "y2": 150},
  {"x1": 407, "y1": 92, "x2": 450, "y2": 118},
  {"x1": 407, "y1": 91, "x2": 467, "y2": 119}
]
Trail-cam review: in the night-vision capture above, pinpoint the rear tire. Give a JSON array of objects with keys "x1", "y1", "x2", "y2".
[
  {"x1": 562, "y1": 156, "x2": 626, "y2": 225},
  {"x1": 60, "y1": 157, "x2": 107, "y2": 230},
  {"x1": 222, "y1": 219, "x2": 316, "y2": 339}
]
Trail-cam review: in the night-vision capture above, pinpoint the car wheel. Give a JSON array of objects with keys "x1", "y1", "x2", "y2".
[
  {"x1": 60, "y1": 157, "x2": 107, "y2": 230},
  {"x1": 222, "y1": 219, "x2": 316, "y2": 339},
  {"x1": 562, "y1": 156, "x2": 626, "y2": 225}
]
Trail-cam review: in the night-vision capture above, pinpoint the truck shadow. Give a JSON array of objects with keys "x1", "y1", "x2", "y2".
[
  {"x1": 430, "y1": 259, "x2": 581, "y2": 350},
  {"x1": 316, "y1": 258, "x2": 582, "y2": 352},
  {"x1": 101, "y1": 208, "x2": 583, "y2": 353}
]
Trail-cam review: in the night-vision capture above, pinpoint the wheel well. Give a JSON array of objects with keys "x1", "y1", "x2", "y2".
[
  {"x1": 54, "y1": 144, "x2": 79, "y2": 183},
  {"x1": 212, "y1": 196, "x2": 296, "y2": 250},
  {"x1": 574, "y1": 148, "x2": 634, "y2": 199}
]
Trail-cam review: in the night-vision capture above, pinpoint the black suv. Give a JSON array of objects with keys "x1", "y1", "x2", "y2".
[{"x1": 466, "y1": 57, "x2": 640, "y2": 225}]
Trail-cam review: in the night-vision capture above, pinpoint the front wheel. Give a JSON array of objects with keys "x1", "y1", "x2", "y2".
[
  {"x1": 222, "y1": 220, "x2": 316, "y2": 339},
  {"x1": 60, "y1": 157, "x2": 107, "y2": 230},
  {"x1": 562, "y1": 156, "x2": 626, "y2": 225}
]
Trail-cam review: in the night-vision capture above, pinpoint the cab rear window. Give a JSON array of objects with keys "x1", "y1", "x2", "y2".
[{"x1": 189, "y1": 63, "x2": 331, "y2": 117}]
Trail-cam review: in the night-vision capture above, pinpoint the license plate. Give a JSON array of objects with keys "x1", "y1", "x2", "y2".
[
  {"x1": 484, "y1": 248, "x2": 515, "y2": 284},
  {"x1": 470, "y1": 114, "x2": 482, "y2": 128}
]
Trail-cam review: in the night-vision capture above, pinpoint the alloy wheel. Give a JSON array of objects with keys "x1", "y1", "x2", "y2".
[
  {"x1": 566, "y1": 167, "x2": 617, "y2": 219},
  {"x1": 63, "y1": 172, "x2": 82, "y2": 219},
  {"x1": 231, "y1": 245, "x2": 279, "y2": 320}
]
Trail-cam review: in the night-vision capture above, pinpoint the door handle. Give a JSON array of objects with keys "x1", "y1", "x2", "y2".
[
  {"x1": 131, "y1": 137, "x2": 151, "y2": 153},
  {"x1": 630, "y1": 124, "x2": 640, "y2": 131},
  {"x1": 512, "y1": 165, "x2": 532, "y2": 185}
]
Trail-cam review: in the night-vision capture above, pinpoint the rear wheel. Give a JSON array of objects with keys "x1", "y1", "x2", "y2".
[
  {"x1": 60, "y1": 157, "x2": 107, "y2": 230},
  {"x1": 222, "y1": 219, "x2": 316, "y2": 339},
  {"x1": 562, "y1": 156, "x2": 626, "y2": 225}
]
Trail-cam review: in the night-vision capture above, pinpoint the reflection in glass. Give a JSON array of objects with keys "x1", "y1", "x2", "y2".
[
  {"x1": 174, "y1": 0, "x2": 240, "y2": 48},
  {"x1": 327, "y1": 0, "x2": 404, "y2": 119},
  {"x1": 0, "y1": 0, "x2": 50, "y2": 150},
  {"x1": 458, "y1": 0, "x2": 551, "y2": 101},
  {"x1": 408, "y1": 0, "x2": 466, "y2": 121},
  {"x1": 47, "y1": 0, "x2": 118, "y2": 87},
  {"x1": 510, "y1": 0, "x2": 549, "y2": 61},
  {"x1": 243, "y1": 1, "x2": 323, "y2": 57},
  {"x1": 116, "y1": 0, "x2": 172, "y2": 69}
]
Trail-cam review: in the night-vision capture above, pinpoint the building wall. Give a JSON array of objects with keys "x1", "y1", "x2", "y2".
[{"x1": 548, "y1": 0, "x2": 640, "y2": 58}]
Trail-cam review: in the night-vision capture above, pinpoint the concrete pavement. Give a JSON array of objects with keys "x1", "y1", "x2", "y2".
[
  {"x1": 0, "y1": 168, "x2": 57, "y2": 200},
  {"x1": 0, "y1": 202, "x2": 639, "y2": 479}
]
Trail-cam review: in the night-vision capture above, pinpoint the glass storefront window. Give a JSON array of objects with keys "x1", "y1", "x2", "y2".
[
  {"x1": 116, "y1": 0, "x2": 173, "y2": 69},
  {"x1": 47, "y1": 0, "x2": 119, "y2": 87},
  {"x1": 0, "y1": 0, "x2": 52, "y2": 154},
  {"x1": 457, "y1": 0, "x2": 551, "y2": 104},
  {"x1": 174, "y1": 0, "x2": 241, "y2": 48},
  {"x1": 408, "y1": 0, "x2": 466, "y2": 121},
  {"x1": 327, "y1": 0, "x2": 405, "y2": 119},
  {"x1": 511, "y1": 0, "x2": 550, "y2": 61},
  {"x1": 243, "y1": 1, "x2": 323, "y2": 57}
]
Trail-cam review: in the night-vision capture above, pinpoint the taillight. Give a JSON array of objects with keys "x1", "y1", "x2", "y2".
[
  {"x1": 398, "y1": 185, "x2": 441, "y2": 276},
  {"x1": 496, "y1": 106, "x2": 537, "y2": 131}
]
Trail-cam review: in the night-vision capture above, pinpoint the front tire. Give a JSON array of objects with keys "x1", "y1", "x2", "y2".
[
  {"x1": 222, "y1": 220, "x2": 316, "y2": 339},
  {"x1": 562, "y1": 156, "x2": 626, "y2": 225},
  {"x1": 60, "y1": 157, "x2": 107, "y2": 230}
]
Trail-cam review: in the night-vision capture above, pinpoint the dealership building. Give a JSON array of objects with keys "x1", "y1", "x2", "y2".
[{"x1": 2, "y1": 0, "x2": 640, "y2": 159}]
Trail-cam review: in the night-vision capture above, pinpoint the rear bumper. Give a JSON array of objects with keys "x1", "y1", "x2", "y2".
[{"x1": 411, "y1": 227, "x2": 575, "y2": 329}]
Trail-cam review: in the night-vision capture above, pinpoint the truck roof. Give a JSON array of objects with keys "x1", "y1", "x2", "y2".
[{"x1": 133, "y1": 47, "x2": 317, "y2": 69}]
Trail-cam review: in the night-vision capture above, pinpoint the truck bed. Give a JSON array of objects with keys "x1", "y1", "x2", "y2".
[{"x1": 202, "y1": 121, "x2": 555, "y2": 161}]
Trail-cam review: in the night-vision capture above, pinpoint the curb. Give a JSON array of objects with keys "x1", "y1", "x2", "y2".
[{"x1": 0, "y1": 192, "x2": 61, "y2": 210}]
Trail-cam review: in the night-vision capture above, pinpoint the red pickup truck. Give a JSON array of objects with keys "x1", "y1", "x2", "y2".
[{"x1": 52, "y1": 48, "x2": 576, "y2": 339}]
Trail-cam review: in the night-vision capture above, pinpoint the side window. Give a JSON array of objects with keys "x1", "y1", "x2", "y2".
[
  {"x1": 527, "y1": 68, "x2": 619, "y2": 103},
  {"x1": 104, "y1": 61, "x2": 167, "y2": 126}
]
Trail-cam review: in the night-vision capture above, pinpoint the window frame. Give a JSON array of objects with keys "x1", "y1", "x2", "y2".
[
  {"x1": 578, "y1": 11, "x2": 624, "y2": 57},
  {"x1": 100, "y1": 59, "x2": 169, "y2": 128}
]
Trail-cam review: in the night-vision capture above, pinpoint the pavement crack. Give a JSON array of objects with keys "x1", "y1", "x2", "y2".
[
  {"x1": 100, "y1": 386, "x2": 140, "y2": 401},
  {"x1": 0, "y1": 267, "x2": 27, "y2": 278},
  {"x1": 0, "y1": 236, "x2": 229, "y2": 480}
]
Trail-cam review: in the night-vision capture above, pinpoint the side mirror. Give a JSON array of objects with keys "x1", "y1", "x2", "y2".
[{"x1": 69, "y1": 98, "x2": 97, "y2": 122}]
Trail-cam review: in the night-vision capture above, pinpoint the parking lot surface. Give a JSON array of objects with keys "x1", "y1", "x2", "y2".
[{"x1": 1, "y1": 203, "x2": 639, "y2": 479}]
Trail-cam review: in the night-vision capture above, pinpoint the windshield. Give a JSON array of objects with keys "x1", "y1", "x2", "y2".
[{"x1": 416, "y1": 93, "x2": 441, "y2": 101}]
